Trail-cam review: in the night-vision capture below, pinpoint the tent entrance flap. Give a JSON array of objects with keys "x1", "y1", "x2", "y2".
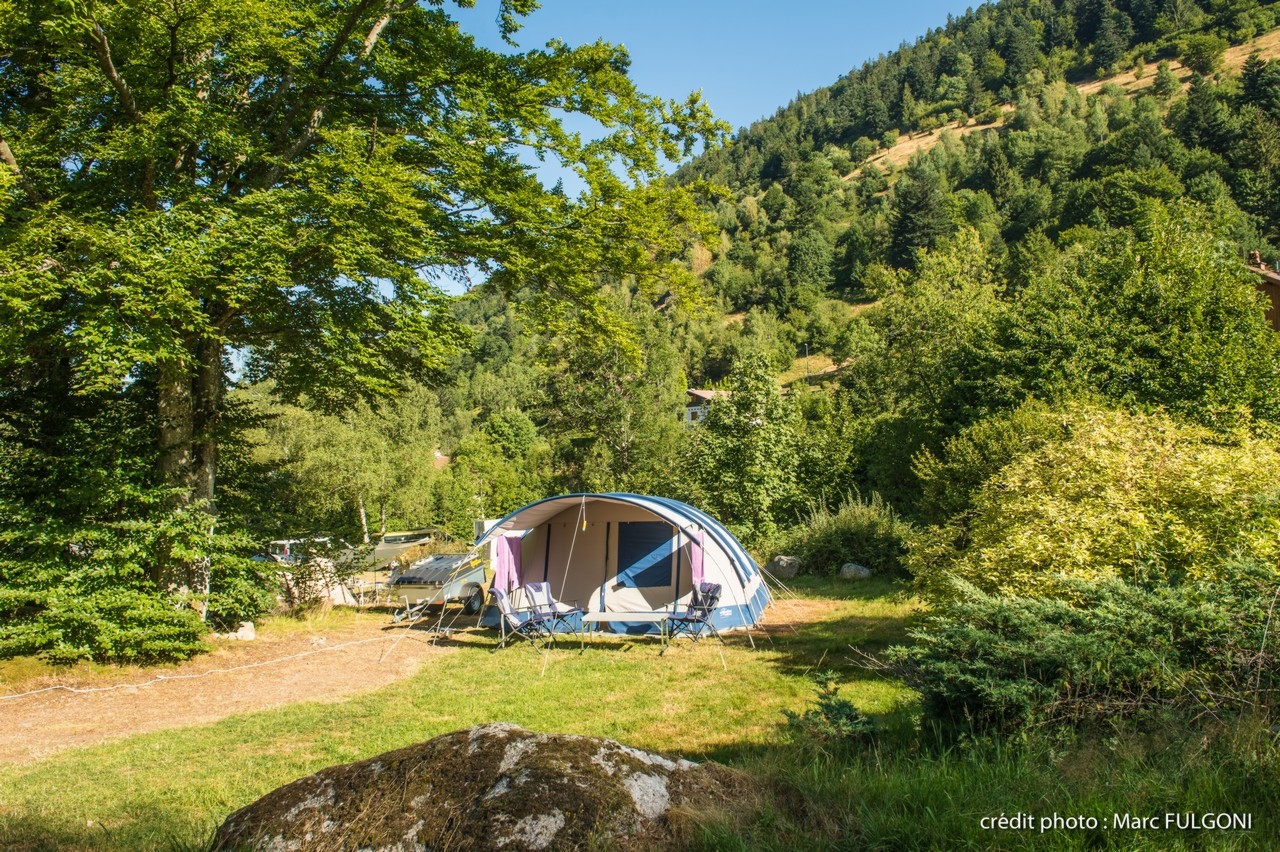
[{"x1": 615, "y1": 522, "x2": 675, "y2": 588}]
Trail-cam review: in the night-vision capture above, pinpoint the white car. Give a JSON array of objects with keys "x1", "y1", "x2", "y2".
[{"x1": 264, "y1": 537, "x2": 350, "y2": 566}]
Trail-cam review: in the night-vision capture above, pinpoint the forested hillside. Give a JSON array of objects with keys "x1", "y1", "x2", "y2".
[
  {"x1": 677, "y1": 0, "x2": 1280, "y2": 308},
  {"x1": 651, "y1": 0, "x2": 1280, "y2": 744}
]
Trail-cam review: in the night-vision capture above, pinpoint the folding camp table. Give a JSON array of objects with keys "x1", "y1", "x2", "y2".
[{"x1": 580, "y1": 612, "x2": 671, "y2": 650}]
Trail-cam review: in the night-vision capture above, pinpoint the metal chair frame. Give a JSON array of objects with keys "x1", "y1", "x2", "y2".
[
  {"x1": 665, "y1": 582, "x2": 725, "y2": 649},
  {"x1": 491, "y1": 587, "x2": 557, "y2": 650},
  {"x1": 522, "y1": 581, "x2": 586, "y2": 639}
]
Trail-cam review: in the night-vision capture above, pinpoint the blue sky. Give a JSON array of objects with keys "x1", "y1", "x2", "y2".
[
  {"x1": 459, "y1": 1, "x2": 981, "y2": 134},
  {"x1": 438, "y1": 1, "x2": 979, "y2": 290}
]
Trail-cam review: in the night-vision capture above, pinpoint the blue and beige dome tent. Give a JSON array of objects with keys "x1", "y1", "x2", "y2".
[{"x1": 476, "y1": 493, "x2": 771, "y2": 634}]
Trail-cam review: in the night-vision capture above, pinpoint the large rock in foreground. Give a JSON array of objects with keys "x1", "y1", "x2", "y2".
[{"x1": 212, "y1": 723, "x2": 756, "y2": 851}]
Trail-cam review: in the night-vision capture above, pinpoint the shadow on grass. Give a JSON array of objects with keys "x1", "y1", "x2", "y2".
[
  {"x1": 0, "y1": 814, "x2": 214, "y2": 852},
  {"x1": 688, "y1": 713, "x2": 1280, "y2": 852},
  {"x1": 752, "y1": 575, "x2": 923, "y2": 682}
]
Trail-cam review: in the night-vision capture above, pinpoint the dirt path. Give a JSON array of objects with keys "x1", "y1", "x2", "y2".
[{"x1": 0, "y1": 611, "x2": 453, "y2": 765}]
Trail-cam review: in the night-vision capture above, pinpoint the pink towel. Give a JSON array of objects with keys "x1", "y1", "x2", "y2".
[{"x1": 494, "y1": 534, "x2": 523, "y2": 592}]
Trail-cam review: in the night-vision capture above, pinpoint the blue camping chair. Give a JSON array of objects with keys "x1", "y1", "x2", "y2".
[
  {"x1": 665, "y1": 582, "x2": 725, "y2": 650},
  {"x1": 523, "y1": 582, "x2": 585, "y2": 638},
  {"x1": 491, "y1": 587, "x2": 556, "y2": 650}
]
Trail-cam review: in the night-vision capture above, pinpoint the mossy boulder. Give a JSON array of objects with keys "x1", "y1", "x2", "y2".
[{"x1": 212, "y1": 722, "x2": 757, "y2": 851}]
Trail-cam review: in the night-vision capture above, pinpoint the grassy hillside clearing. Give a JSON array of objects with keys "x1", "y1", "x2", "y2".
[{"x1": 850, "y1": 28, "x2": 1280, "y2": 181}]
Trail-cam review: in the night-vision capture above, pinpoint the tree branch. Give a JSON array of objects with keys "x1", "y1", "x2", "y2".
[
  {"x1": 92, "y1": 20, "x2": 141, "y2": 122},
  {"x1": 0, "y1": 135, "x2": 45, "y2": 204},
  {"x1": 92, "y1": 18, "x2": 156, "y2": 209},
  {"x1": 361, "y1": 0, "x2": 414, "y2": 57},
  {"x1": 267, "y1": 0, "x2": 378, "y2": 151},
  {"x1": 263, "y1": 0, "x2": 414, "y2": 186}
]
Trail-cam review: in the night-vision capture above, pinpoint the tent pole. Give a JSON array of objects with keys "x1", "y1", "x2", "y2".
[
  {"x1": 673, "y1": 527, "x2": 682, "y2": 617},
  {"x1": 543, "y1": 523, "x2": 551, "y2": 583},
  {"x1": 600, "y1": 522, "x2": 611, "y2": 614}
]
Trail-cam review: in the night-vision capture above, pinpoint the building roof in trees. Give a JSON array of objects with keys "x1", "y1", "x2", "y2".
[
  {"x1": 1248, "y1": 253, "x2": 1280, "y2": 331},
  {"x1": 686, "y1": 389, "x2": 730, "y2": 404}
]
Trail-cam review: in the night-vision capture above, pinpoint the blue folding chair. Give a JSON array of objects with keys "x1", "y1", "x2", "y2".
[
  {"x1": 491, "y1": 587, "x2": 556, "y2": 650},
  {"x1": 665, "y1": 582, "x2": 725, "y2": 651},
  {"x1": 523, "y1": 581, "x2": 585, "y2": 639}
]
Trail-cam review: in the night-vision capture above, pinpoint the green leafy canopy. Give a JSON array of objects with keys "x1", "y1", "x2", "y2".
[{"x1": 0, "y1": 0, "x2": 726, "y2": 661}]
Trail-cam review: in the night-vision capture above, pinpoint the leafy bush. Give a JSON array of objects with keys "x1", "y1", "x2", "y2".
[
  {"x1": 783, "y1": 673, "x2": 877, "y2": 748},
  {"x1": 977, "y1": 105, "x2": 1003, "y2": 124},
  {"x1": 0, "y1": 379, "x2": 277, "y2": 663},
  {"x1": 0, "y1": 499, "x2": 275, "y2": 663},
  {"x1": 33, "y1": 587, "x2": 208, "y2": 666},
  {"x1": 775, "y1": 493, "x2": 913, "y2": 576},
  {"x1": 886, "y1": 563, "x2": 1280, "y2": 733},
  {"x1": 910, "y1": 405, "x2": 1280, "y2": 599},
  {"x1": 206, "y1": 556, "x2": 278, "y2": 631},
  {"x1": 912, "y1": 399, "x2": 1060, "y2": 524}
]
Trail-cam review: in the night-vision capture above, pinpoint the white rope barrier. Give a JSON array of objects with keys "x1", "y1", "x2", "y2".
[{"x1": 1, "y1": 633, "x2": 432, "y2": 702}]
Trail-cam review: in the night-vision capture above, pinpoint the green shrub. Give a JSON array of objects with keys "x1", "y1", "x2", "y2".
[
  {"x1": 912, "y1": 399, "x2": 1060, "y2": 524},
  {"x1": 910, "y1": 405, "x2": 1280, "y2": 599},
  {"x1": 977, "y1": 105, "x2": 1003, "y2": 124},
  {"x1": 783, "y1": 672, "x2": 877, "y2": 749},
  {"x1": 886, "y1": 562, "x2": 1280, "y2": 733},
  {"x1": 35, "y1": 587, "x2": 208, "y2": 666},
  {"x1": 0, "y1": 500, "x2": 275, "y2": 663},
  {"x1": 206, "y1": 557, "x2": 278, "y2": 631},
  {"x1": 775, "y1": 493, "x2": 913, "y2": 576}
]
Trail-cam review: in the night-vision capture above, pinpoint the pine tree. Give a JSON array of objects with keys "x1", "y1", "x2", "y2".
[
  {"x1": 890, "y1": 166, "x2": 955, "y2": 268},
  {"x1": 901, "y1": 84, "x2": 920, "y2": 132},
  {"x1": 1152, "y1": 60, "x2": 1181, "y2": 99},
  {"x1": 1242, "y1": 53, "x2": 1280, "y2": 121}
]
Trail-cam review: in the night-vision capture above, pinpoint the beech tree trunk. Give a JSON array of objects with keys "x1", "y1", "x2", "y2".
[
  {"x1": 155, "y1": 334, "x2": 223, "y2": 589},
  {"x1": 155, "y1": 349, "x2": 195, "y2": 588},
  {"x1": 193, "y1": 337, "x2": 223, "y2": 507},
  {"x1": 157, "y1": 352, "x2": 195, "y2": 502}
]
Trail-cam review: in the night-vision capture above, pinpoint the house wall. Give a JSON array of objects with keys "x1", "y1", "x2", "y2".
[
  {"x1": 1257, "y1": 276, "x2": 1280, "y2": 331},
  {"x1": 682, "y1": 403, "x2": 709, "y2": 425}
]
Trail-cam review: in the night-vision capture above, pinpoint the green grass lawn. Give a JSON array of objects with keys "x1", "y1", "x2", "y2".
[
  {"x1": 0, "y1": 577, "x2": 917, "y2": 850},
  {"x1": 3, "y1": 578, "x2": 1277, "y2": 851}
]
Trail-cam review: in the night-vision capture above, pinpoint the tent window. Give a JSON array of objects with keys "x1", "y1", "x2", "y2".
[{"x1": 615, "y1": 522, "x2": 675, "y2": 588}]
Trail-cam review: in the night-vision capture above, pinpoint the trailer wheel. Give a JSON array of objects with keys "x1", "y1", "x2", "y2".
[{"x1": 462, "y1": 585, "x2": 484, "y2": 615}]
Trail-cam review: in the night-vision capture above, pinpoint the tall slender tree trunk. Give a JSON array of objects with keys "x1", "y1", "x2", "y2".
[
  {"x1": 157, "y1": 352, "x2": 195, "y2": 501},
  {"x1": 193, "y1": 337, "x2": 223, "y2": 508},
  {"x1": 155, "y1": 349, "x2": 195, "y2": 588},
  {"x1": 191, "y1": 338, "x2": 223, "y2": 609},
  {"x1": 155, "y1": 334, "x2": 224, "y2": 589},
  {"x1": 358, "y1": 494, "x2": 370, "y2": 545}
]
